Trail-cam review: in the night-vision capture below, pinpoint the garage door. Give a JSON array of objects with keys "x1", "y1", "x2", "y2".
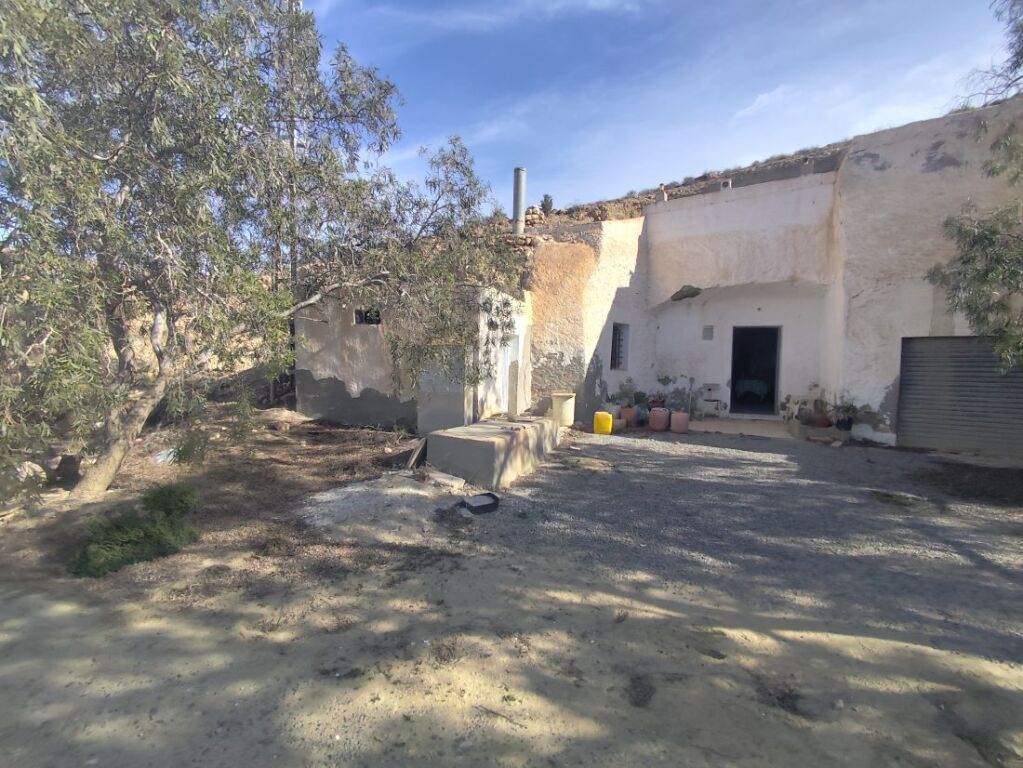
[{"x1": 897, "y1": 337, "x2": 1023, "y2": 457}]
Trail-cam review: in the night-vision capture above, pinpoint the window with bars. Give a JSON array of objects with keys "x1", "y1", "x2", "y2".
[{"x1": 610, "y1": 323, "x2": 629, "y2": 370}]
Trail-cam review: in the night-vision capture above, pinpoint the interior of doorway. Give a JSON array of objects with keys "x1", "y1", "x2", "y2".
[{"x1": 730, "y1": 327, "x2": 780, "y2": 415}]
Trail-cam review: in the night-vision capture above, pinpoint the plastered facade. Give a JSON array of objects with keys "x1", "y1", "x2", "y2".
[
  {"x1": 296, "y1": 291, "x2": 528, "y2": 431},
  {"x1": 525, "y1": 97, "x2": 1023, "y2": 443},
  {"x1": 297, "y1": 97, "x2": 1023, "y2": 443}
]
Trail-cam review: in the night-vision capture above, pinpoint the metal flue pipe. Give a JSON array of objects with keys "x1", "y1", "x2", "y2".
[{"x1": 512, "y1": 167, "x2": 526, "y2": 235}]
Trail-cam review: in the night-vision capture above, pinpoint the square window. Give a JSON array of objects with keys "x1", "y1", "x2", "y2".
[
  {"x1": 354, "y1": 308, "x2": 381, "y2": 325},
  {"x1": 610, "y1": 323, "x2": 629, "y2": 370},
  {"x1": 702, "y1": 325, "x2": 714, "y2": 341}
]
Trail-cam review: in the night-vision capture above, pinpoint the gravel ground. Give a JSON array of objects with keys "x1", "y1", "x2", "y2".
[
  {"x1": 499, "y1": 431, "x2": 1023, "y2": 662},
  {"x1": 1, "y1": 429, "x2": 1021, "y2": 767}
]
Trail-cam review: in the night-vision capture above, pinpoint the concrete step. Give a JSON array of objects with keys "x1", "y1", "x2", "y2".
[{"x1": 426, "y1": 416, "x2": 560, "y2": 489}]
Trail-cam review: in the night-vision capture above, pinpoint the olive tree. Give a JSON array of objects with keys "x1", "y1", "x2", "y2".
[
  {"x1": 929, "y1": 0, "x2": 1023, "y2": 368},
  {"x1": 1, "y1": 0, "x2": 521, "y2": 500}
]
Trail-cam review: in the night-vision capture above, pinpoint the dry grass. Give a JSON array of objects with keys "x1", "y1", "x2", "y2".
[{"x1": 0, "y1": 404, "x2": 419, "y2": 597}]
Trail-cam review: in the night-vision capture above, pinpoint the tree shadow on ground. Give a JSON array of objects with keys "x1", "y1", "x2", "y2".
[{"x1": 1, "y1": 430, "x2": 1021, "y2": 767}]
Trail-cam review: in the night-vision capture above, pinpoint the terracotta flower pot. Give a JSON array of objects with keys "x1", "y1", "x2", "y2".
[
  {"x1": 649, "y1": 407, "x2": 670, "y2": 432},
  {"x1": 670, "y1": 410, "x2": 689, "y2": 433},
  {"x1": 620, "y1": 405, "x2": 638, "y2": 428}
]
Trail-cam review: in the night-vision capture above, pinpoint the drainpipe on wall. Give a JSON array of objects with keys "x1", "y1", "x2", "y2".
[{"x1": 512, "y1": 167, "x2": 526, "y2": 235}]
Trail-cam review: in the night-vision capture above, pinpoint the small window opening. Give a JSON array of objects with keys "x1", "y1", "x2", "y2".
[
  {"x1": 610, "y1": 323, "x2": 629, "y2": 370},
  {"x1": 354, "y1": 308, "x2": 381, "y2": 325},
  {"x1": 702, "y1": 325, "x2": 714, "y2": 341}
]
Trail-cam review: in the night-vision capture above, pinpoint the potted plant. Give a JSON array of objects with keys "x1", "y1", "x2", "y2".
[
  {"x1": 798, "y1": 402, "x2": 832, "y2": 428},
  {"x1": 831, "y1": 402, "x2": 858, "y2": 431},
  {"x1": 616, "y1": 380, "x2": 638, "y2": 427}
]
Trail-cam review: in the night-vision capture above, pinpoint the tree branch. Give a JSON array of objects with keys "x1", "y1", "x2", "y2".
[{"x1": 279, "y1": 272, "x2": 390, "y2": 318}]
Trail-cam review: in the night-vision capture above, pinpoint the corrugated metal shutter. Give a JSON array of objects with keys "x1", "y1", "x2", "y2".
[{"x1": 897, "y1": 337, "x2": 1023, "y2": 457}]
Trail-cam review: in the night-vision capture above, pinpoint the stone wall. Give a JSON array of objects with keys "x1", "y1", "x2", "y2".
[{"x1": 528, "y1": 234, "x2": 599, "y2": 417}]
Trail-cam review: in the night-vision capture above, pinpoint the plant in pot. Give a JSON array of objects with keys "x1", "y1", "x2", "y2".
[
  {"x1": 601, "y1": 395, "x2": 621, "y2": 419},
  {"x1": 798, "y1": 401, "x2": 832, "y2": 428},
  {"x1": 831, "y1": 402, "x2": 858, "y2": 431},
  {"x1": 617, "y1": 380, "x2": 639, "y2": 427}
]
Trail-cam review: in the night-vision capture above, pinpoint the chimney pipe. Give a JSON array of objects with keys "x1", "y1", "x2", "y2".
[{"x1": 512, "y1": 167, "x2": 526, "y2": 235}]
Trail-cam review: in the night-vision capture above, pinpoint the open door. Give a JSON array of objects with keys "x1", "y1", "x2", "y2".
[{"x1": 730, "y1": 327, "x2": 780, "y2": 415}]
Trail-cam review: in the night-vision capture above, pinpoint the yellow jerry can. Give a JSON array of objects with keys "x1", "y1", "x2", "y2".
[{"x1": 593, "y1": 410, "x2": 613, "y2": 435}]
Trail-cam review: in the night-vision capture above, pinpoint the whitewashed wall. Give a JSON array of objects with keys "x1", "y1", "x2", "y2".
[
  {"x1": 652, "y1": 283, "x2": 827, "y2": 410},
  {"x1": 643, "y1": 173, "x2": 836, "y2": 305},
  {"x1": 832, "y1": 99, "x2": 1022, "y2": 441}
]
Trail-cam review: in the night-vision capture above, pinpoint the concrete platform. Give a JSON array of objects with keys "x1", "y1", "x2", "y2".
[
  {"x1": 687, "y1": 418, "x2": 793, "y2": 440},
  {"x1": 427, "y1": 416, "x2": 560, "y2": 489}
]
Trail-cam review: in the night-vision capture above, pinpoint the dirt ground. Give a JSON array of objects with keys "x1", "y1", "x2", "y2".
[{"x1": 1, "y1": 417, "x2": 1021, "y2": 767}]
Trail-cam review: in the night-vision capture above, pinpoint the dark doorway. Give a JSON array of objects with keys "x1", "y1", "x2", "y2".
[{"x1": 730, "y1": 327, "x2": 780, "y2": 415}]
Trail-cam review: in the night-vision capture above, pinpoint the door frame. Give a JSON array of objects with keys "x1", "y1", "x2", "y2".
[{"x1": 729, "y1": 326, "x2": 782, "y2": 416}]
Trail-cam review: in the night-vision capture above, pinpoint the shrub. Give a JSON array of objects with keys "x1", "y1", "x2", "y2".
[
  {"x1": 142, "y1": 483, "x2": 199, "y2": 516},
  {"x1": 69, "y1": 484, "x2": 199, "y2": 577}
]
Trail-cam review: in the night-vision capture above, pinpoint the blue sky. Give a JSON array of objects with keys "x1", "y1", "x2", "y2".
[{"x1": 311, "y1": 1, "x2": 1006, "y2": 212}]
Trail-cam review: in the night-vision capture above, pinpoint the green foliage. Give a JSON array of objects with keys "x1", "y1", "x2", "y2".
[
  {"x1": 69, "y1": 484, "x2": 198, "y2": 577},
  {"x1": 172, "y1": 431, "x2": 208, "y2": 466},
  {"x1": 228, "y1": 387, "x2": 256, "y2": 442},
  {"x1": 1, "y1": 0, "x2": 521, "y2": 495},
  {"x1": 141, "y1": 483, "x2": 199, "y2": 516},
  {"x1": 931, "y1": 201, "x2": 1023, "y2": 367},
  {"x1": 929, "y1": 5, "x2": 1023, "y2": 369}
]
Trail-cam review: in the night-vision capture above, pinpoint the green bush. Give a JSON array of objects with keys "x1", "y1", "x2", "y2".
[
  {"x1": 142, "y1": 483, "x2": 199, "y2": 516},
  {"x1": 69, "y1": 484, "x2": 199, "y2": 578}
]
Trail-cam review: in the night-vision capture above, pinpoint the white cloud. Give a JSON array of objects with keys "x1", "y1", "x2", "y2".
[
  {"x1": 363, "y1": 1, "x2": 1006, "y2": 212},
  {"x1": 484, "y1": 45, "x2": 998, "y2": 210},
  {"x1": 733, "y1": 84, "x2": 798, "y2": 121},
  {"x1": 370, "y1": 0, "x2": 648, "y2": 32}
]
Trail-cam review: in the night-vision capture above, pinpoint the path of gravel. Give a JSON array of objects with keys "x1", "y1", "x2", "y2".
[
  {"x1": 498, "y1": 431, "x2": 1023, "y2": 664},
  {"x1": 1, "y1": 429, "x2": 1020, "y2": 767}
]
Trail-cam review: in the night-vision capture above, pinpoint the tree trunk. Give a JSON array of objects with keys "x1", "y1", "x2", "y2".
[{"x1": 70, "y1": 374, "x2": 170, "y2": 501}]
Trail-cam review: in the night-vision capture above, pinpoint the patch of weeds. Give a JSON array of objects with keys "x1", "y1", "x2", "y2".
[
  {"x1": 554, "y1": 657, "x2": 585, "y2": 686},
  {"x1": 870, "y1": 489, "x2": 920, "y2": 507},
  {"x1": 614, "y1": 609, "x2": 629, "y2": 624},
  {"x1": 253, "y1": 612, "x2": 287, "y2": 634},
  {"x1": 173, "y1": 431, "x2": 209, "y2": 465},
  {"x1": 255, "y1": 536, "x2": 293, "y2": 557},
  {"x1": 554, "y1": 456, "x2": 615, "y2": 473},
  {"x1": 393, "y1": 544, "x2": 462, "y2": 573},
  {"x1": 69, "y1": 483, "x2": 199, "y2": 577},
  {"x1": 323, "y1": 615, "x2": 358, "y2": 634},
  {"x1": 497, "y1": 628, "x2": 531, "y2": 657},
  {"x1": 431, "y1": 639, "x2": 461, "y2": 665},
  {"x1": 350, "y1": 548, "x2": 391, "y2": 571},
  {"x1": 307, "y1": 560, "x2": 351, "y2": 581},
  {"x1": 319, "y1": 665, "x2": 365, "y2": 680},
  {"x1": 695, "y1": 647, "x2": 727, "y2": 660},
  {"x1": 501, "y1": 693, "x2": 519, "y2": 704},
  {"x1": 201, "y1": 564, "x2": 232, "y2": 578},
  {"x1": 752, "y1": 675, "x2": 809, "y2": 718},
  {"x1": 690, "y1": 624, "x2": 726, "y2": 636},
  {"x1": 625, "y1": 673, "x2": 656, "y2": 707}
]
